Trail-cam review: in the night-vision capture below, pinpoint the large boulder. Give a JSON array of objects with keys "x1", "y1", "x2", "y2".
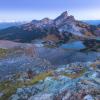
[{"x1": 28, "y1": 93, "x2": 54, "y2": 100}]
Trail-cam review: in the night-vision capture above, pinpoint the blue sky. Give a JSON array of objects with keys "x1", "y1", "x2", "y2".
[{"x1": 0, "y1": 0, "x2": 100, "y2": 22}]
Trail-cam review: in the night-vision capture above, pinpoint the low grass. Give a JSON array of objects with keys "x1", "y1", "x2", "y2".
[
  {"x1": 90, "y1": 61, "x2": 100, "y2": 70},
  {"x1": 0, "y1": 71, "x2": 52, "y2": 100},
  {"x1": 63, "y1": 68, "x2": 86, "y2": 79},
  {"x1": 30, "y1": 71, "x2": 52, "y2": 84},
  {"x1": 44, "y1": 44, "x2": 57, "y2": 48}
]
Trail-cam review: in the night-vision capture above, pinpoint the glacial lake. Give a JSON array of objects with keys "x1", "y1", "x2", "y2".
[{"x1": 60, "y1": 41, "x2": 86, "y2": 50}]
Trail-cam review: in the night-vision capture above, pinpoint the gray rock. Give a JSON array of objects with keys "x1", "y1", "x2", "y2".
[
  {"x1": 10, "y1": 94, "x2": 20, "y2": 100},
  {"x1": 62, "y1": 92, "x2": 71, "y2": 100},
  {"x1": 95, "y1": 95, "x2": 100, "y2": 100},
  {"x1": 16, "y1": 88, "x2": 24, "y2": 95},
  {"x1": 91, "y1": 72, "x2": 99, "y2": 78},
  {"x1": 84, "y1": 95, "x2": 94, "y2": 100},
  {"x1": 28, "y1": 93, "x2": 54, "y2": 100},
  {"x1": 0, "y1": 92, "x2": 4, "y2": 97}
]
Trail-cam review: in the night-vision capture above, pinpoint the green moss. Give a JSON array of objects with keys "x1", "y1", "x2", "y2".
[
  {"x1": 0, "y1": 48, "x2": 8, "y2": 58},
  {"x1": 30, "y1": 71, "x2": 52, "y2": 84},
  {"x1": 0, "y1": 71, "x2": 52, "y2": 100}
]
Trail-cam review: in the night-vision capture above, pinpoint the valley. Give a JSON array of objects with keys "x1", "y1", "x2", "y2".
[{"x1": 0, "y1": 11, "x2": 100, "y2": 100}]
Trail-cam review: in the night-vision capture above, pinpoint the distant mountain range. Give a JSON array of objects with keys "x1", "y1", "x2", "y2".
[
  {"x1": 82, "y1": 20, "x2": 100, "y2": 25},
  {"x1": 0, "y1": 11, "x2": 100, "y2": 43},
  {"x1": 0, "y1": 22, "x2": 26, "y2": 29}
]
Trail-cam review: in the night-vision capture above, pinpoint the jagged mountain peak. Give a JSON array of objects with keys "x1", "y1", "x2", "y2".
[
  {"x1": 30, "y1": 18, "x2": 53, "y2": 27},
  {"x1": 41, "y1": 18, "x2": 53, "y2": 24},
  {"x1": 60, "y1": 11, "x2": 68, "y2": 18},
  {"x1": 67, "y1": 15, "x2": 75, "y2": 22},
  {"x1": 54, "y1": 11, "x2": 68, "y2": 22},
  {"x1": 54, "y1": 11, "x2": 75, "y2": 26},
  {"x1": 31, "y1": 11, "x2": 74, "y2": 26},
  {"x1": 41, "y1": 18, "x2": 50, "y2": 22}
]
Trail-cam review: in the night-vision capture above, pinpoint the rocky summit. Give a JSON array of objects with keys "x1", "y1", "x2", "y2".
[{"x1": 0, "y1": 11, "x2": 100, "y2": 100}]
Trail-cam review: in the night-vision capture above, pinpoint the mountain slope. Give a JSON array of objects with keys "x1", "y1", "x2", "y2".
[
  {"x1": 0, "y1": 22, "x2": 25, "y2": 29},
  {"x1": 0, "y1": 11, "x2": 99, "y2": 43},
  {"x1": 82, "y1": 20, "x2": 100, "y2": 25}
]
